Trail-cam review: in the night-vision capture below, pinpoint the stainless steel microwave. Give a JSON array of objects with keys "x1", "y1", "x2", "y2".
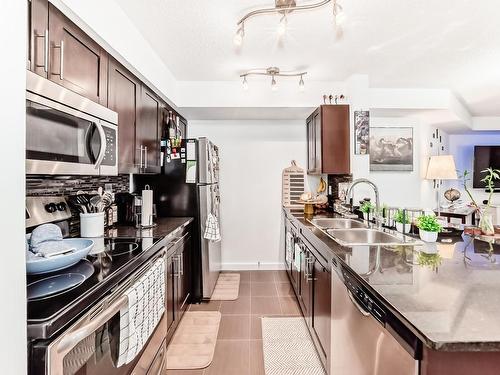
[{"x1": 26, "y1": 71, "x2": 118, "y2": 176}]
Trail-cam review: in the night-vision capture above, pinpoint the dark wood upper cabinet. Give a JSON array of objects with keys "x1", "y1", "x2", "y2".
[
  {"x1": 108, "y1": 58, "x2": 140, "y2": 173},
  {"x1": 137, "y1": 86, "x2": 161, "y2": 173},
  {"x1": 27, "y1": 0, "x2": 49, "y2": 77},
  {"x1": 48, "y1": 4, "x2": 108, "y2": 105},
  {"x1": 306, "y1": 105, "x2": 350, "y2": 175}
]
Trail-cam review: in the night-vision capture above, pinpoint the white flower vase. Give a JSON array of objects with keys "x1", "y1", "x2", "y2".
[
  {"x1": 396, "y1": 222, "x2": 411, "y2": 234},
  {"x1": 479, "y1": 210, "x2": 495, "y2": 236},
  {"x1": 419, "y1": 229, "x2": 438, "y2": 243}
]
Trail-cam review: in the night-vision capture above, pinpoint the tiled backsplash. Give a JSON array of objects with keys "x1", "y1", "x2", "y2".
[{"x1": 26, "y1": 175, "x2": 130, "y2": 197}]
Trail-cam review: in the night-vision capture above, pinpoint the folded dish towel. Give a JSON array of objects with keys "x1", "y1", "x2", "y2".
[
  {"x1": 204, "y1": 213, "x2": 221, "y2": 242},
  {"x1": 115, "y1": 258, "x2": 165, "y2": 367},
  {"x1": 30, "y1": 224, "x2": 63, "y2": 251}
]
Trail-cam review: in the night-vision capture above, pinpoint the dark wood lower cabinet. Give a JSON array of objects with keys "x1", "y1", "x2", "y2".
[
  {"x1": 312, "y1": 258, "x2": 331, "y2": 366},
  {"x1": 166, "y1": 232, "x2": 192, "y2": 343},
  {"x1": 285, "y1": 215, "x2": 331, "y2": 373},
  {"x1": 298, "y1": 244, "x2": 312, "y2": 323}
]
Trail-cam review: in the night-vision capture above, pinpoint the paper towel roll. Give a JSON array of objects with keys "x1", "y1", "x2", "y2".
[{"x1": 141, "y1": 185, "x2": 153, "y2": 227}]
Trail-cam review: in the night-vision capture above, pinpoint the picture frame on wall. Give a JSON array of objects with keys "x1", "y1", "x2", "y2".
[
  {"x1": 369, "y1": 127, "x2": 413, "y2": 171},
  {"x1": 354, "y1": 110, "x2": 369, "y2": 155}
]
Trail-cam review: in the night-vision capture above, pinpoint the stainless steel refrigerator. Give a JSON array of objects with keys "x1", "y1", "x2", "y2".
[{"x1": 134, "y1": 137, "x2": 221, "y2": 301}]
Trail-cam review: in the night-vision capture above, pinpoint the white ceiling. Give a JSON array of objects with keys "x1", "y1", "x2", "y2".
[{"x1": 116, "y1": 0, "x2": 500, "y2": 116}]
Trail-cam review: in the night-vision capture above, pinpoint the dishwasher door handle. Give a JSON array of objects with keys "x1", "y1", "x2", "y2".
[{"x1": 348, "y1": 290, "x2": 370, "y2": 317}]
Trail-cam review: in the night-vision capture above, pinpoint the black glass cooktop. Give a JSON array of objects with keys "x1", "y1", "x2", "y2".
[{"x1": 27, "y1": 237, "x2": 162, "y2": 339}]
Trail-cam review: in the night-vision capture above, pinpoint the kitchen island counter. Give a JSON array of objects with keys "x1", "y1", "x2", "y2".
[{"x1": 285, "y1": 208, "x2": 500, "y2": 353}]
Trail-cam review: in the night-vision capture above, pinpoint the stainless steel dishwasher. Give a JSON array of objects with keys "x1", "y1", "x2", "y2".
[{"x1": 330, "y1": 257, "x2": 421, "y2": 375}]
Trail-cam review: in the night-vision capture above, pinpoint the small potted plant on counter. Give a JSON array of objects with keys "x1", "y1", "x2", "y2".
[
  {"x1": 416, "y1": 215, "x2": 442, "y2": 242},
  {"x1": 360, "y1": 201, "x2": 375, "y2": 221},
  {"x1": 394, "y1": 209, "x2": 411, "y2": 233}
]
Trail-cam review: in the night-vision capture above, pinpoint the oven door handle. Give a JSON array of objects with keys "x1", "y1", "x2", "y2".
[
  {"x1": 94, "y1": 121, "x2": 107, "y2": 170},
  {"x1": 57, "y1": 294, "x2": 128, "y2": 354}
]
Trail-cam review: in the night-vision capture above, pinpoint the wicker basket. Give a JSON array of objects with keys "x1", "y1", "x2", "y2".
[{"x1": 282, "y1": 161, "x2": 305, "y2": 208}]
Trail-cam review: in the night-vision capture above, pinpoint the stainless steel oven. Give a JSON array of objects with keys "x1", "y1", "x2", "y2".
[
  {"x1": 26, "y1": 71, "x2": 118, "y2": 176},
  {"x1": 30, "y1": 250, "x2": 167, "y2": 375}
]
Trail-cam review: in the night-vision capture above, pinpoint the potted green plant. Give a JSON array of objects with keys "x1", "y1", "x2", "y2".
[
  {"x1": 416, "y1": 215, "x2": 442, "y2": 242},
  {"x1": 394, "y1": 209, "x2": 411, "y2": 233},
  {"x1": 360, "y1": 201, "x2": 375, "y2": 221},
  {"x1": 459, "y1": 168, "x2": 500, "y2": 235}
]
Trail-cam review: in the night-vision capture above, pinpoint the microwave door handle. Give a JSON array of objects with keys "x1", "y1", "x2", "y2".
[
  {"x1": 57, "y1": 294, "x2": 128, "y2": 355},
  {"x1": 85, "y1": 124, "x2": 96, "y2": 164},
  {"x1": 94, "y1": 121, "x2": 107, "y2": 169}
]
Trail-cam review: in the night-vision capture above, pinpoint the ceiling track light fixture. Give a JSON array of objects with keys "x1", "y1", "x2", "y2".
[
  {"x1": 240, "y1": 67, "x2": 307, "y2": 91},
  {"x1": 234, "y1": 0, "x2": 344, "y2": 45}
]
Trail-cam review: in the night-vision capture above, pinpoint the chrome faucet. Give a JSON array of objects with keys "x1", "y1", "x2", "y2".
[{"x1": 345, "y1": 178, "x2": 382, "y2": 229}]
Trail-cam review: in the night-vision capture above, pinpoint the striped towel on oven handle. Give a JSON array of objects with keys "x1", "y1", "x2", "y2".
[{"x1": 115, "y1": 257, "x2": 165, "y2": 367}]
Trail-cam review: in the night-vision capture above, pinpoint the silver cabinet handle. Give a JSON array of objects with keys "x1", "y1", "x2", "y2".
[
  {"x1": 177, "y1": 256, "x2": 182, "y2": 279},
  {"x1": 57, "y1": 294, "x2": 128, "y2": 354},
  {"x1": 173, "y1": 255, "x2": 180, "y2": 278},
  {"x1": 139, "y1": 146, "x2": 144, "y2": 169},
  {"x1": 53, "y1": 40, "x2": 64, "y2": 80},
  {"x1": 144, "y1": 146, "x2": 148, "y2": 169},
  {"x1": 60, "y1": 40, "x2": 64, "y2": 80},
  {"x1": 34, "y1": 29, "x2": 49, "y2": 72},
  {"x1": 94, "y1": 122, "x2": 107, "y2": 170},
  {"x1": 179, "y1": 253, "x2": 184, "y2": 276}
]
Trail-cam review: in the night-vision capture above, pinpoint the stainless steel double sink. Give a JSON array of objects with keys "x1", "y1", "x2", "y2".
[{"x1": 308, "y1": 218, "x2": 417, "y2": 246}]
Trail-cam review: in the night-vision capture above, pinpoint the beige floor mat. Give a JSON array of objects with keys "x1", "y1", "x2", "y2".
[
  {"x1": 210, "y1": 273, "x2": 240, "y2": 300},
  {"x1": 166, "y1": 311, "x2": 221, "y2": 370},
  {"x1": 261, "y1": 317, "x2": 326, "y2": 375}
]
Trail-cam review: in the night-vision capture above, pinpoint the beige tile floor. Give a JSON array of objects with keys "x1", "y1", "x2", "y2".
[{"x1": 166, "y1": 270, "x2": 301, "y2": 375}]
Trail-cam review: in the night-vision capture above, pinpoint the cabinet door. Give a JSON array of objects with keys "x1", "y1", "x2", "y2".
[
  {"x1": 176, "y1": 235, "x2": 192, "y2": 314},
  {"x1": 48, "y1": 4, "x2": 108, "y2": 104},
  {"x1": 298, "y1": 248, "x2": 313, "y2": 321},
  {"x1": 138, "y1": 86, "x2": 161, "y2": 173},
  {"x1": 321, "y1": 105, "x2": 350, "y2": 174},
  {"x1": 306, "y1": 116, "x2": 315, "y2": 173},
  {"x1": 313, "y1": 110, "x2": 322, "y2": 173},
  {"x1": 179, "y1": 117, "x2": 188, "y2": 139},
  {"x1": 108, "y1": 59, "x2": 140, "y2": 173},
  {"x1": 166, "y1": 254, "x2": 176, "y2": 332},
  {"x1": 27, "y1": 0, "x2": 48, "y2": 77},
  {"x1": 312, "y1": 260, "x2": 331, "y2": 359}
]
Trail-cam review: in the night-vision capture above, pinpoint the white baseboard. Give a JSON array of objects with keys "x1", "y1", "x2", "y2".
[{"x1": 221, "y1": 262, "x2": 285, "y2": 271}]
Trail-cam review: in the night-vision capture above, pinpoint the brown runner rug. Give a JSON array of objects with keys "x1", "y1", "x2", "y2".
[
  {"x1": 210, "y1": 273, "x2": 240, "y2": 300},
  {"x1": 166, "y1": 311, "x2": 221, "y2": 370}
]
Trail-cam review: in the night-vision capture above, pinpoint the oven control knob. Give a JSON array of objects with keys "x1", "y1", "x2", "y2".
[
  {"x1": 45, "y1": 203, "x2": 57, "y2": 213},
  {"x1": 56, "y1": 202, "x2": 67, "y2": 211}
]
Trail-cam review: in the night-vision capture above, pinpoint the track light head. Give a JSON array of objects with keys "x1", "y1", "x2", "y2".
[
  {"x1": 299, "y1": 75, "x2": 305, "y2": 91},
  {"x1": 233, "y1": 24, "x2": 245, "y2": 46},
  {"x1": 271, "y1": 75, "x2": 278, "y2": 91}
]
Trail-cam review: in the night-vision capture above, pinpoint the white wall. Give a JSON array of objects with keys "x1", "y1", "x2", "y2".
[
  {"x1": 0, "y1": 1, "x2": 27, "y2": 374},
  {"x1": 350, "y1": 117, "x2": 437, "y2": 209},
  {"x1": 448, "y1": 132, "x2": 500, "y2": 206},
  {"x1": 189, "y1": 120, "x2": 306, "y2": 270}
]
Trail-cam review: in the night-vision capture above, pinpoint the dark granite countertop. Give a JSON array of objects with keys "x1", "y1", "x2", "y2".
[
  {"x1": 105, "y1": 217, "x2": 195, "y2": 239},
  {"x1": 28, "y1": 216, "x2": 194, "y2": 340},
  {"x1": 284, "y1": 208, "x2": 500, "y2": 352}
]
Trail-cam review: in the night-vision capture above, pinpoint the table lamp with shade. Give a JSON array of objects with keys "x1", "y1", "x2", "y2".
[{"x1": 425, "y1": 155, "x2": 458, "y2": 217}]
